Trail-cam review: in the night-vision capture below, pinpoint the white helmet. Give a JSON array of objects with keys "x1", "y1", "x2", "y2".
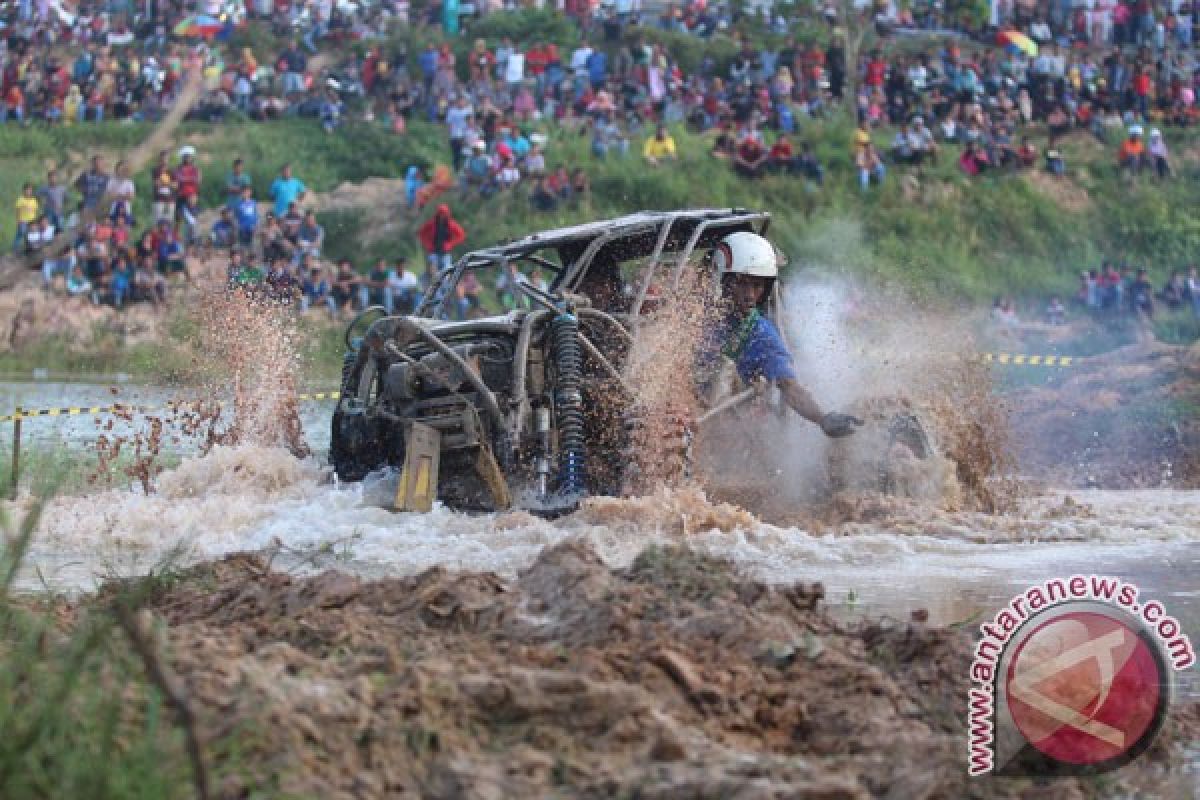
[
  {"x1": 713, "y1": 231, "x2": 781, "y2": 279},
  {"x1": 178, "y1": 145, "x2": 196, "y2": 159}
]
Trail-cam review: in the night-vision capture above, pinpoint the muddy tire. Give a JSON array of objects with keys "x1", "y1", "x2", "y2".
[
  {"x1": 827, "y1": 399, "x2": 947, "y2": 501},
  {"x1": 330, "y1": 349, "x2": 386, "y2": 483}
]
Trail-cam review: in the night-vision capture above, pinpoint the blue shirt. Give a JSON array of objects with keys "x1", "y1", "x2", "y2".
[
  {"x1": 269, "y1": 176, "x2": 306, "y2": 217},
  {"x1": 700, "y1": 312, "x2": 796, "y2": 384},
  {"x1": 234, "y1": 198, "x2": 258, "y2": 232}
]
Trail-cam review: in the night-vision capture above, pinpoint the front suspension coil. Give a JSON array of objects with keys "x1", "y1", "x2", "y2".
[{"x1": 550, "y1": 311, "x2": 586, "y2": 496}]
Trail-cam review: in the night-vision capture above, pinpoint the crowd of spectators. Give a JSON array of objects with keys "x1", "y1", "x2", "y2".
[
  {"x1": 7, "y1": 0, "x2": 1200, "y2": 321},
  {"x1": 1073, "y1": 261, "x2": 1200, "y2": 319}
]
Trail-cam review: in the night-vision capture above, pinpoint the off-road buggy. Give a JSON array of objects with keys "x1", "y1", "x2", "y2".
[{"x1": 330, "y1": 209, "x2": 938, "y2": 512}]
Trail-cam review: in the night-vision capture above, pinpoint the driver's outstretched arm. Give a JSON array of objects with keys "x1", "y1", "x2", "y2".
[{"x1": 778, "y1": 377, "x2": 825, "y2": 426}]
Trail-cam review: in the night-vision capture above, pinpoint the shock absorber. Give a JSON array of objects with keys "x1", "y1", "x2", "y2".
[{"x1": 549, "y1": 310, "x2": 586, "y2": 497}]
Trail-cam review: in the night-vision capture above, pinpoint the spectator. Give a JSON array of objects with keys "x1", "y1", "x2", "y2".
[
  {"x1": 212, "y1": 208, "x2": 237, "y2": 249},
  {"x1": 1017, "y1": 137, "x2": 1038, "y2": 169},
  {"x1": 1131, "y1": 268, "x2": 1155, "y2": 317},
  {"x1": 75, "y1": 155, "x2": 109, "y2": 219},
  {"x1": 1046, "y1": 295, "x2": 1067, "y2": 325},
  {"x1": 107, "y1": 161, "x2": 136, "y2": 224},
  {"x1": 42, "y1": 245, "x2": 76, "y2": 289},
  {"x1": 856, "y1": 143, "x2": 886, "y2": 191},
  {"x1": 1161, "y1": 271, "x2": 1187, "y2": 310},
  {"x1": 270, "y1": 163, "x2": 307, "y2": 218},
  {"x1": 13, "y1": 182, "x2": 38, "y2": 254},
  {"x1": 37, "y1": 169, "x2": 66, "y2": 230},
  {"x1": 959, "y1": 141, "x2": 990, "y2": 176},
  {"x1": 767, "y1": 134, "x2": 794, "y2": 173},
  {"x1": 530, "y1": 175, "x2": 559, "y2": 212},
  {"x1": 733, "y1": 134, "x2": 768, "y2": 178},
  {"x1": 225, "y1": 158, "x2": 252, "y2": 208},
  {"x1": 1118, "y1": 126, "x2": 1147, "y2": 175},
  {"x1": 795, "y1": 142, "x2": 825, "y2": 186},
  {"x1": 66, "y1": 264, "x2": 92, "y2": 298},
  {"x1": 405, "y1": 166, "x2": 425, "y2": 209},
  {"x1": 173, "y1": 147, "x2": 202, "y2": 224},
  {"x1": 1045, "y1": 148, "x2": 1066, "y2": 177},
  {"x1": 301, "y1": 264, "x2": 335, "y2": 314},
  {"x1": 134, "y1": 254, "x2": 167, "y2": 307},
  {"x1": 363, "y1": 258, "x2": 392, "y2": 310},
  {"x1": 296, "y1": 211, "x2": 324, "y2": 261},
  {"x1": 387, "y1": 256, "x2": 420, "y2": 314},
  {"x1": 570, "y1": 168, "x2": 591, "y2": 207},
  {"x1": 155, "y1": 220, "x2": 187, "y2": 278},
  {"x1": 331, "y1": 258, "x2": 362, "y2": 316},
  {"x1": 26, "y1": 215, "x2": 56, "y2": 254},
  {"x1": 1147, "y1": 129, "x2": 1170, "y2": 179},
  {"x1": 151, "y1": 151, "x2": 175, "y2": 224},
  {"x1": 417, "y1": 204, "x2": 466, "y2": 272},
  {"x1": 234, "y1": 185, "x2": 259, "y2": 247},
  {"x1": 643, "y1": 123, "x2": 678, "y2": 166}
]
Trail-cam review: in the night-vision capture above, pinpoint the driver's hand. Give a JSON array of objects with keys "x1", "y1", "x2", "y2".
[{"x1": 820, "y1": 411, "x2": 864, "y2": 438}]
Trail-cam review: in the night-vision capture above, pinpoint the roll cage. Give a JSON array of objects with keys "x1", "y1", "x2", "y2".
[{"x1": 415, "y1": 208, "x2": 772, "y2": 318}]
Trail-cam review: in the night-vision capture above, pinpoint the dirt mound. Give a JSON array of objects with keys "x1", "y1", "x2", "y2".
[
  {"x1": 1008, "y1": 342, "x2": 1200, "y2": 488},
  {"x1": 105, "y1": 541, "x2": 1194, "y2": 799}
]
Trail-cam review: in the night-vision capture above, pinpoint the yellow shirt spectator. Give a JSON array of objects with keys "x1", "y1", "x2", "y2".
[
  {"x1": 15, "y1": 195, "x2": 39, "y2": 225},
  {"x1": 643, "y1": 132, "x2": 677, "y2": 162}
]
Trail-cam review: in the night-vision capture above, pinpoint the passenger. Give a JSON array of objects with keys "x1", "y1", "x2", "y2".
[{"x1": 697, "y1": 232, "x2": 862, "y2": 438}]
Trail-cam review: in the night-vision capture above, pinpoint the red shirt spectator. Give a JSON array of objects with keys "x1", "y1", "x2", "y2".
[
  {"x1": 175, "y1": 161, "x2": 201, "y2": 201},
  {"x1": 526, "y1": 44, "x2": 549, "y2": 77}
]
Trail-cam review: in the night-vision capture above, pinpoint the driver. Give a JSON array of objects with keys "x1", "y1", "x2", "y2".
[{"x1": 699, "y1": 231, "x2": 862, "y2": 439}]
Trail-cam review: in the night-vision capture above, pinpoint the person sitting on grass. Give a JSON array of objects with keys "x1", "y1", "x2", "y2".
[
  {"x1": 959, "y1": 141, "x2": 990, "y2": 176},
  {"x1": 1118, "y1": 126, "x2": 1147, "y2": 175},
  {"x1": 66, "y1": 264, "x2": 92, "y2": 298},
  {"x1": 856, "y1": 142, "x2": 885, "y2": 191},
  {"x1": 733, "y1": 134, "x2": 768, "y2": 178},
  {"x1": 332, "y1": 259, "x2": 362, "y2": 317},
  {"x1": 530, "y1": 175, "x2": 559, "y2": 212},
  {"x1": 212, "y1": 208, "x2": 236, "y2": 249},
  {"x1": 794, "y1": 142, "x2": 825, "y2": 186},
  {"x1": 767, "y1": 134, "x2": 794, "y2": 173},
  {"x1": 1147, "y1": 128, "x2": 1171, "y2": 178},
  {"x1": 301, "y1": 264, "x2": 335, "y2": 314},
  {"x1": 135, "y1": 253, "x2": 167, "y2": 307},
  {"x1": 643, "y1": 123, "x2": 678, "y2": 166},
  {"x1": 1017, "y1": 136, "x2": 1038, "y2": 168}
]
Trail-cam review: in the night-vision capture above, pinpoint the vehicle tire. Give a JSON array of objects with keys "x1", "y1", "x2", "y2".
[{"x1": 329, "y1": 349, "x2": 385, "y2": 482}]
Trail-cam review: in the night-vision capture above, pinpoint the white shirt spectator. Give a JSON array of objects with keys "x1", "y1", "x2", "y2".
[
  {"x1": 497, "y1": 164, "x2": 520, "y2": 188},
  {"x1": 388, "y1": 267, "x2": 419, "y2": 293},
  {"x1": 504, "y1": 51, "x2": 524, "y2": 85},
  {"x1": 570, "y1": 45, "x2": 592, "y2": 77}
]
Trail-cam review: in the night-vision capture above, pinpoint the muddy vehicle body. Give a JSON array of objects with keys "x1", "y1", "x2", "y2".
[{"x1": 331, "y1": 209, "x2": 937, "y2": 512}]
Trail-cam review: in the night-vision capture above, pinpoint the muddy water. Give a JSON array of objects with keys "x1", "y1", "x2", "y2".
[
  {"x1": 0, "y1": 380, "x2": 336, "y2": 452},
  {"x1": 5, "y1": 377, "x2": 1198, "y2": 709},
  {"x1": 10, "y1": 441, "x2": 1195, "y2": 695}
]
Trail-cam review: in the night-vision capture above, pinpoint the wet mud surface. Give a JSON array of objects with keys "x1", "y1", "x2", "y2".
[{"x1": 107, "y1": 540, "x2": 1199, "y2": 800}]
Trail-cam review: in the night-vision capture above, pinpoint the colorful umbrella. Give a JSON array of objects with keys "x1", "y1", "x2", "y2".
[
  {"x1": 173, "y1": 13, "x2": 226, "y2": 38},
  {"x1": 997, "y1": 30, "x2": 1038, "y2": 57}
]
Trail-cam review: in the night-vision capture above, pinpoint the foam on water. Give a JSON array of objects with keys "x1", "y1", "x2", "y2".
[{"x1": 18, "y1": 444, "x2": 1200, "y2": 604}]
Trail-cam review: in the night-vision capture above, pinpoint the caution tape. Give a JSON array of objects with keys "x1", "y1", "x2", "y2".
[
  {"x1": 1, "y1": 390, "x2": 341, "y2": 424},
  {"x1": 982, "y1": 353, "x2": 1075, "y2": 367}
]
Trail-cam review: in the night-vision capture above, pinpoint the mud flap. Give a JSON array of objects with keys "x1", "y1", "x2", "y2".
[
  {"x1": 394, "y1": 422, "x2": 441, "y2": 513},
  {"x1": 475, "y1": 444, "x2": 513, "y2": 510}
]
